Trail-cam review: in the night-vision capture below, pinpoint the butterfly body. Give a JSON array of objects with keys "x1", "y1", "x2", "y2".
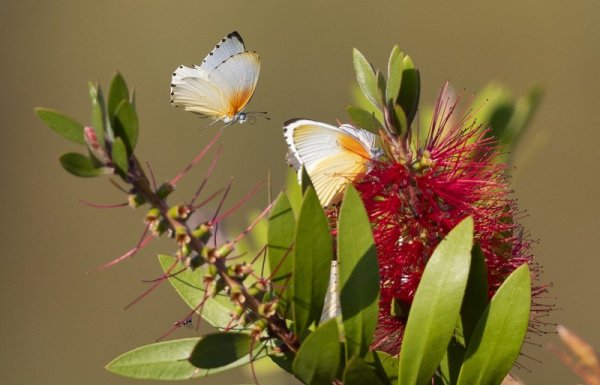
[
  {"x1": 284, "y1": 119, "x2": 381, "y2": 206},
  {"x1": 171, "y1": 32, "x2": 260, "y2": 125}
]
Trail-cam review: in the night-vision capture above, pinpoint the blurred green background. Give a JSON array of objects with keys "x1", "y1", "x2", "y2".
[{"x1": 1, "y1": 1, "x2": 599, "y2": 384}]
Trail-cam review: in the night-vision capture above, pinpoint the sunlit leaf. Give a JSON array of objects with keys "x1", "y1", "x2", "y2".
[
  {"x1": 59, "y1": 152, "x2": 105, "y2": 177},
  {"x1": 106, "y1": 338, "x2": 254, "y2": 380},
  {"x1": 338, "y1": 185, "x2": 379, "y2": 358},
  {"x1": 293, "y1": 319, "x2": 341, "y2": 385},
  {"x1": 397, "y1": 55, "x2": 420, "y2": 127},
  {"x1": 398, "y1": 217, "x2": 473, "y2": 385},
  {"x1": 89, "y1": 82, "x2": 108, "y2": 144},
  {"x1": 189, "y1": 332, "x2": 254, "y2": 369},
  {"x1": 344, "y1": 356, "x2": 384, "y2": 385},
  {"x1": 386, "y1": 45, "x2": 404, "y2": 104},
  {"x1": 158, "y1": 255, "x2": 233, "y2": 328},
  {"x1": 347, "y1": 105, "x2": 383, "y2": 134},
  {"x1": 114, "y1": 99, "x2": 139, "y2": 153},
  {"x1": 267, "y1": 192, "x2": 295, "y2": 318},
  {"x1": 34, "y1": 108, "x2": 85, "y2": 144},
  {"x1": 108, "y1": 72, "x2": 130, "y2": 119},
  {"x1": 353, "y1": 48, "x2": 381, "y2": 108},
  {"x1": 111, "y1": 136, "x2": 129, "y2": 175},
  {"x1": 456, "y1": 264, "x2": 531, "y2": 385},
  {"x1": 293, "y1": 187, "x2": 333, "y2": 338}
]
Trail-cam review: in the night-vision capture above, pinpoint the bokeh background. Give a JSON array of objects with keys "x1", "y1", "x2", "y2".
[{"x1": 2, "y1": 1, "x2": 599, "y2": 384}]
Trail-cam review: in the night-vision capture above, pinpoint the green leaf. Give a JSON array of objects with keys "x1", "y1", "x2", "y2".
[
  {"x1": 386, "y1": 45, "x2": 404, "y2": 104},
  {"x1": 59, "y1": 152, "x2": 105, "y2": 177},
  {"x1": 397, "y1": 55, "x2": 420, "y2": 127},
  {"x1": 353, "y1": 48, "x2": 381, "y2": 108},
  {"x1": 438, "y1": 338, "x2": 466, "y2": 385},
  {"x1": 158, "y1": 255, "x2": 233, "y2": 328},
  {"x1": 460, "y1": 243, "x2": 489, "y2": 346},
  {"x1": 337, "y1": 185, "x2": 379, "y2": 358},
  {"x1": 456, "y1": 264, "x2": 531, "y2": 385},
  {"x1": 344, "y1": 356, "x2": 384, "y2": 385},
  {"x1": 293, "y1": 187, "x2": 333, "y2": 338},
  {"x1": 300, "y1": 166, "x2": 313, "y2": 195},
  {"x1": 111, "y1": 136, "x2": 129, "y2": 175},
  {"x1": 285, "y1": 169, "x2": 303, "y2": 217},
  {"x1": 189, "y1": 332, "x2": 254, "y2": 369},
  {"x1": 365, "y1": 351, "x2": 399, "y2": 385},
  {"x1": 106, "y1": 337, "x2": 254, "y2": 380},
  {"x1": 292, "y1": 319, "x2": 341, "y2": 385},
  {"x1": 270, "y1": 353, "x2": 294, "y2": 375},
  {"x1": 398, "y1": 217, "x2": 474, "y2": 385},
  {"x1": 34, "y1": 108, "x2": 85, "y2": 144},
  {"x1": 347, "y1": 105, "x2": 384, "y2": 134},
  {"x1": 383, "y1": 100, "x2": 408, "y2": 136},
  {"x1": 89, "y1": 82, "x2": 108, "y2": 144},
  {"x1": 114, "y1": 99, "x2": 139, "y2": 153},
  {"x1": 267, "y1": 192, "x2": 295, "y2": 318},
  {"x1": 108, "y1": 72, "x2": 130, "y2": 119}
]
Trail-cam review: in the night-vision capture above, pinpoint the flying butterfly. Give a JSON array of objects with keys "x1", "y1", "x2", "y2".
[
  {"x1": 284, "y1": 119, "x2": 382, "y2": 207},
  {"x1": 170, "y1": 31, "x2": 265, "y2": 125}
]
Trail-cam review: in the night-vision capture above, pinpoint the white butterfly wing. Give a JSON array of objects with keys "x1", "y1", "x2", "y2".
[
  {"x1": 196, "y1": 31, "x2": 245, "y2": 75},
  {"x1": 284, "y1": 119, "x2": 377, "y2": 206},
  {"x1": 171, "y1": 67, "x2": 230, "y2": 117},
  {"x1": 207, "y1": 51, "x2": 260, "y2": 118}
]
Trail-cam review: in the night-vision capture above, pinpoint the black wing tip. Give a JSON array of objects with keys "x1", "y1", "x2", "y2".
[
  {"x1": 284, "y1": 118, "x2": 310, "y2": 127},
  {"x1": 227, "y1": 31, "x2": 244, "y2": 46}
]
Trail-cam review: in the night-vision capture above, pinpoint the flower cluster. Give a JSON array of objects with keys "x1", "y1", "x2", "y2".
[{"x1": 352, "y1": 85, "x2": 547, "y2": 354}]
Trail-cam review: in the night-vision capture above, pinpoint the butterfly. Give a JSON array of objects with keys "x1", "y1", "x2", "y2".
[
  {"x1": 284, "y1": 119, "x2": 382, "y2": 207},
  {"x1": 170, "y1": 31, "x2": 263, "y2": 125}
]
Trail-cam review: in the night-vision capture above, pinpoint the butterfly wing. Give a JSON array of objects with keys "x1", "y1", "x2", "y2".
[
  {"x1": 196, "y1": 31, "x2": 245, "y2": 75},
  {"x1": 284, "y1": 119, "x2": 377, "y2": 206},
  {"x1": 207, "y1": 51, "x2": 260, "y2": 119},
  {"x1": 170, "y1": 67, "x2": 230, "y2": 118}
]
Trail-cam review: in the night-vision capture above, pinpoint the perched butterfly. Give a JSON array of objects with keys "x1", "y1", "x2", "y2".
[
  {"x1": 170, "y1": 31, "x2": 263, "y2": 125},
  {"x1": 284, "y1": 119, "x2": 382, "y2": 207}
]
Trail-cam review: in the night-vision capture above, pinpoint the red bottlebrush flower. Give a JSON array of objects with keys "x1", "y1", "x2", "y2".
[{"x1": 354, "y1": 84, "x2": 548, "y2": 355}]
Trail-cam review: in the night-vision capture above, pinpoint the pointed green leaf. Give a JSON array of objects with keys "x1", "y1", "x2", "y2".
[
  {"x1": 158, "y1": 255, "x2": 233, "y2": 328},
  {"x1": 89, "y1": 82, "x2": 108, "y2": 144},
  {"x1": 293, "y1": 187, "x2": 333, "y2": 338},
  {"x1": 189, "y1": 332, "x2": 254, "y2": 369},
  {"x1": 456, "y1": 264, "x2": 531, "y2": 385},
  {"x1": 344, "y1": 356, "x2": 384, "y2": 385},
  {"x1": 59, "y1": 152, "x2": 105, "y2": 177},
  {"x1": 34, "y1": 108, "x2": 85, "y2": 144},
  {"x1": 106, "y1": 337, "x2": 255, "y2": 380},
  {"x1": 114, "y1": 99, "x2": 139, "y2": 153},
  {"x1": 383, "y1": 100, "x2": 408, "y2": 136},
  {"x1": 353, "y1": 48, "x2": 381, "y2": 108},
  {"x1": 501, "y1": 86, "x2": 543, "y2": 148},
  {"x1": 338, "y1": 185, "x2": 379, "y2": 358},
  {"x1": 438, "y1": 338, "x2": 466, "y2": 385},
  {"x1": 460, "y1": 243, "x2": 489, "y2": 346},
  {"x1": 285, "y1": 169, "x2": 303, "y2": 217},
  {"x1": 111, "y1": 136, "x2": 129, "y2": 175},
  {"x1": 270, "y1": 353, "x2": 294, "y2": 375},
  {"x1": 347, "y1": 105, "x2": 383, "y2": 134},
  {"x1": 398, "y1": 217, "x2": 474, "y2": 385},
  {"x1": 293, "y1": 319, "x2": 341, "y2": 385},
  {"x1": 397, "y1": 55, "x2": 420, "y2": 126},
  {"x1": 108, "y1": 72, "x2": 130, "y2": 119},
  {"x1": 267, "y1": 192, "x2": 295, "y2": 318},
  {"x1": 386, "y1": 46, "x2": 404, "y2": 104},
  {"x1": 300, "y1": 166, "x2": 313, "y2": 194},
  {"x1": 364, "y1": 351, "x2": 399, "y2": 385}
]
